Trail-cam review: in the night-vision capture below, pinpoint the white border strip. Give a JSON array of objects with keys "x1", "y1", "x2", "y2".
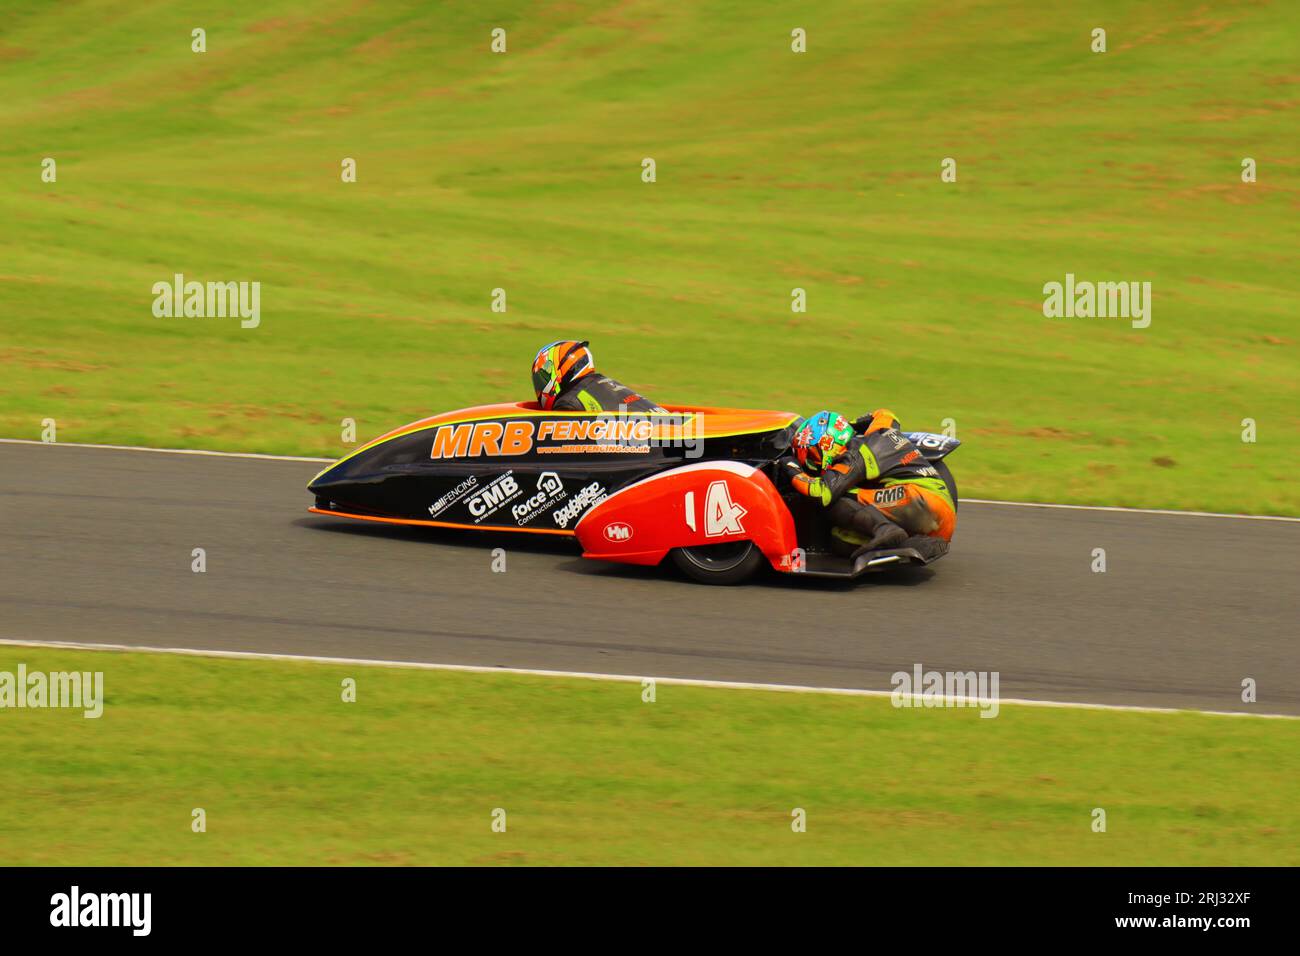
[
  {"x1": 3, "y1": 438, "x2": 1298, "y2": 522},
  {"x1": 1, "y1": 638, "x2": 1294, "y2": 720},
  {"x1": 963, "y1": 497, "x2": 1300, "y2": 523},
  {"x1": 0, "y1": 437, "x2": 331, "y2": 464}
]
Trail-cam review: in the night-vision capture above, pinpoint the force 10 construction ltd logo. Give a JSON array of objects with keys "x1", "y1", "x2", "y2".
[{"x1": 511, "y1": 471, "x2": 567, "y2": 525}]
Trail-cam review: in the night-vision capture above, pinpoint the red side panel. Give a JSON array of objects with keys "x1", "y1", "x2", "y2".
[{"x1": 574, "y1": 462, "x2": 798, "y2": 570}]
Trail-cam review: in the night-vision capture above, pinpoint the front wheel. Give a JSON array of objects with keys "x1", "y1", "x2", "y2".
[{"x1": 670, "y1": 540, "x2": 765, "y2": 585}]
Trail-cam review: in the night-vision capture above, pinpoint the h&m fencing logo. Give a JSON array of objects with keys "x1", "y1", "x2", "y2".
[
  {"x1": 603, "y1": 521, "x2": 633, "y2": 542},
  {"x1": 50, "y1": 886, "x2": 151, "y2": 936}
]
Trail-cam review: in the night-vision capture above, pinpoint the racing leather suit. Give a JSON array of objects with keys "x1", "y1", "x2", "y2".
[
  {"x1": 552, "y1": 372, "x2": 667, "y2": 413},
  {"x1": 793, "y1": 409, "x2": 956, "y2": 550}
]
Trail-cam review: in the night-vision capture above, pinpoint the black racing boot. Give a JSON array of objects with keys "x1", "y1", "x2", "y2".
[
  {"x1": 903, "y1": 534, "x2": 949, "y2": 561},
  {"x1": 845, "y1": 504, "x2": 908, "y2": 558}
]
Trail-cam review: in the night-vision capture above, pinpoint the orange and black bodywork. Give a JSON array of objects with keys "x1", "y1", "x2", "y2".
[
  {"x1": 308, "y1": 403, "x2": 798, "y2": 534},
  {"x1": 307, "y1": 401, "x2": 962, "y2": 583}
]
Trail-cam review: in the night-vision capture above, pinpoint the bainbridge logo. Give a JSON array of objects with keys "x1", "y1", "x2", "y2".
[
  {"x1": 151, "y1": 272, "x2": 261, "y2": 328},
  {"x1": 50, "y1": 886, "x2": 151, "y2": 936},
  {"x1": 0, "y1": 665, "x2": 103, "y2": 718}
]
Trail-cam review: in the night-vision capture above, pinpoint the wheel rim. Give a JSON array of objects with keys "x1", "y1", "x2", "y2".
[{"x1": 677, "y1": 541, "x2": 755, "y2": 572}]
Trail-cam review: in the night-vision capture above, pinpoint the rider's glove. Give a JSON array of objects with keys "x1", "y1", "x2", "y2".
[{"x1": 791, "y1": 473, "x2": 832, "y2": 506}]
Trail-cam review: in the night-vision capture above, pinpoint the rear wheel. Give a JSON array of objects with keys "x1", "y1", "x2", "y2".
[{"x1": 670, "y1": 540, "x2": 765, "y2": 585}]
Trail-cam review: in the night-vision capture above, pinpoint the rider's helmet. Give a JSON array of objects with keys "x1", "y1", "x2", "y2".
[
  {"x1": 531, "y1": 340, "x2": 594, "y2": 410},
  {"x1": 792, "y1": 410, "x2": 854, "y2": 473}
]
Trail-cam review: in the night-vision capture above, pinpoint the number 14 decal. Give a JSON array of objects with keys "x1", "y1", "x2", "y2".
[{"x1": 684, "y1": 480, "x2": 747, "y2": 537}]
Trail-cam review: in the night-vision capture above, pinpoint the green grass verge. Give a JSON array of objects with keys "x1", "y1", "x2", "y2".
[
  {"x1": 0, "y1": 2, "x2": 1296, "y2": 514},
  {"x1": 1, "y1": 647, "x2": 1295, "y2": 865}
]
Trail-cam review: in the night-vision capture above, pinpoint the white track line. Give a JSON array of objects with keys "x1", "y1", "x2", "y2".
[
  {"x1": 4, "y1": 437, "x2": 1297, "y2": 522},
  {"x1": 962, "y1": 498, "x2": 1300, "y2": 523},
  {"x1": 1, "y1": 638, "x2": 1294, "y2": 720},
  {"x1": 0, "y1": 438, "x2": 331, "y2": 463}
]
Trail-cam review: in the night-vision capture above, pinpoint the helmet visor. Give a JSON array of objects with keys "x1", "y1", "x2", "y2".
[
  {"x1": 532, "y1": 361, "x2": 555, "y2": 400},
  {"x1": 532, "y1": 342, "x2": 560, "y2": 403}
]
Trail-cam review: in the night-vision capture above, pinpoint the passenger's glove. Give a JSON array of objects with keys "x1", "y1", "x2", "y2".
[
  {"x1": 790, "y1": 472, "x2": 832, "y2": 506},
  {"x1": 864, "y1": 408, "x2": 899, "y2": 433}
]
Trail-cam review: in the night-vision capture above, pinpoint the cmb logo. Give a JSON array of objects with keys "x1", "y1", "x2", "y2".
[
  {"x1": 603, "y1": 522, "x2": 634, "y2": 543},
  {"x1": 468, "y1": 474, "x2": 519, "y2": 517}
]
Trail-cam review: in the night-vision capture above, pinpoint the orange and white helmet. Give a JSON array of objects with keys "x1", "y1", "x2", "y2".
[{"x1": 531, "y1": 340, "x2": 594, "y2": 409}]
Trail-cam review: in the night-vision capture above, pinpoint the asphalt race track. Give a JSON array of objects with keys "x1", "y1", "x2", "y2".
[{"x1": 2, "y1": 441, "x2": 1297, "y2": 714}]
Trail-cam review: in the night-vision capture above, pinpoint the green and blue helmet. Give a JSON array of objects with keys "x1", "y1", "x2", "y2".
[{"x1": 793, "y1": 410, "x2": 854, "y2": 473}]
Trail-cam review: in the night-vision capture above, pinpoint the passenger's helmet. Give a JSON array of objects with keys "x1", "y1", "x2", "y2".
[
  {"x1": 792, "y1": 410, "x2": 854, "y2": 473},
  {"x1": 531, "y1": 340, "x2": 594, "y2": 410}
]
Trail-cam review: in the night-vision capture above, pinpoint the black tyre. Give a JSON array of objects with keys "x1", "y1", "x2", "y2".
[
  {"x1": 670, "y1": 540, "x2": 765, "y2": 585},
  {"x1": 934, "y1": 459, "x2": 959, "y2": 511}
]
